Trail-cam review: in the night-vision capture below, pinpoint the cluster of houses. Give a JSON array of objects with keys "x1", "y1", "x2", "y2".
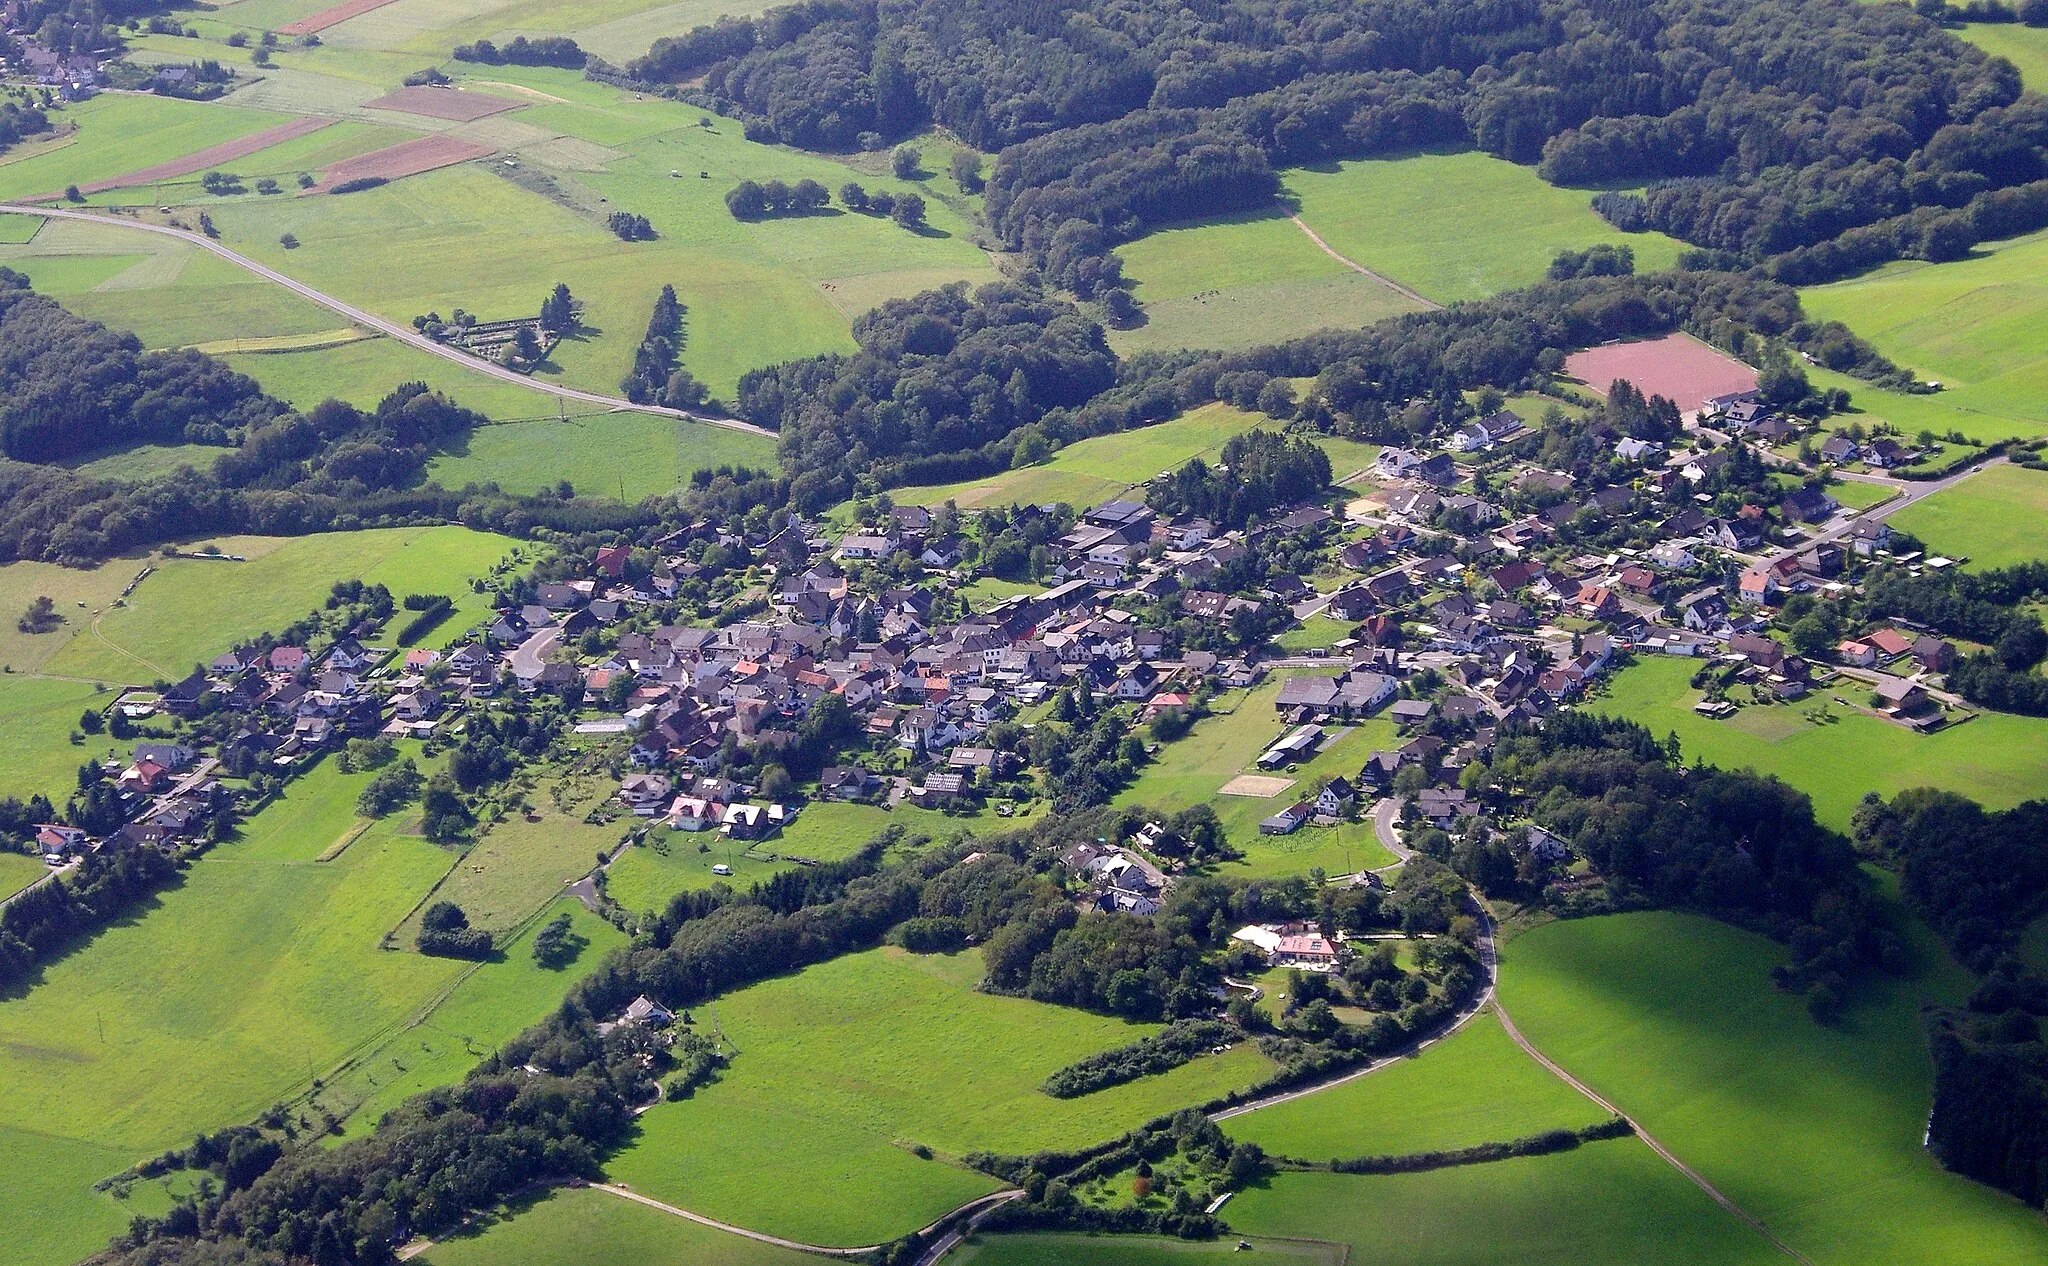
[{"x1": 1, "y1": 3, "x2": 104, "y2": 98}]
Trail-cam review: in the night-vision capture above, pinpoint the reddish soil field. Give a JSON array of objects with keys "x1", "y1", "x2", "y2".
[
  {"x1": 278, "y1": 0, "x2": 402, "y2": 36},
  {"x1": 1565, "y1": 333, "x2": 1759, "y2": 414},
  {"x1": 363, "y1": 86, "x2": 524, "y2": 122},
  {"x1": 310, "y1": 135, "x2": 496, "y2": 192},
  {"x1": 26, "y1": 117, "x2": 334, "y2": 202}
]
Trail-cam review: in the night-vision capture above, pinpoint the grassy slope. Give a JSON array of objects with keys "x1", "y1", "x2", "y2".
[
  {"x1": 424, "y1": 412, "x2": 777, "y2": 502},
  {"x1": 1113, "y1": 676, "x2": 1398, "y2": 879},
  {"x1": 417, "y1": 1185, "x2": 819, "y2": 1266},
  {"x1": 1588, "y1": 656, "x2": 2048, "y2": 832},
  {"x1": 40, "y1": 526, "x2": 521, "y2": 684},
  {"x1": 1222, "y1": 1012, "x2": 1609, "y2": 1160},
  {"x1": 896, "y1": 402, "x2": 1271, "y2": 511},
  {"x1": 0, "y1": 852, "x2": 49, "y2": 899},
  {"x1": 0, "y1": 675, "x2": 110, "y2": 805},
  {"x1": 600, "y1": 834, "x2": 794, "y2": 918},
  {"x1": 1886, "y1": 463, "x2": 2048, "y2": 569},
  {"x1": 0, "y1": 93, "x2": 294, "y2": 202},
  {"x1": 1800, "y1": 229, "x2": 2048, "y2": 442},
  {"x1": 953, "y1": 1234, "x2": 1343, "y2": 1266},
  {"x1": 1286, "y1": 150, "x2": 1685, "y2": 304},
  {"x1": 1958, "y1": 23, "x2": 2048, "y2": 89},
  {"x1": 1219, "y1": 1139, "x2": 1780, "y2": 1266},
  {"x1": 1497, "y1": 909, "x2": 2048, "y2": 1264},
  {"x1": 394, "y1": 778, "x2": 624, "y2": 939},
  {"x1": 0, "y1": 762, "x2": 471, "y2": 1266},
  {"x1": 604, "y1": 947, "x2": 1274, "y2": 1246}
]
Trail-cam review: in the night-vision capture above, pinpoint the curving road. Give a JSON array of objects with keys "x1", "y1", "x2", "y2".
[{"x1": 0, "y1": 203, "x2": 775, "y2": 439}]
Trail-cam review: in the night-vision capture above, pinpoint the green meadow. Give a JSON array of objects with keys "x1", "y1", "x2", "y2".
[
  {"x1": 897, "y1": 401, "x2": 1270, "y2": 511},
  {"x1": 600, "y1": 834, "x2": 795, "y2": 918},
  {"x1": 77, "y1": 120, "x2": 417, "y2": 209},
  {"x1": 424, "y1": 412, "x2": 778, "y2": 501},
  {"x1": 0, "y1": 852, "x2": 48, "y2": 899},
  {"x1": 953, "y1": 1234, "x2": 1344, "y2": 1266},
  {"x1": 0, "y1": 675, "x2": 114, "y2": 806},
  {"x1": 771, "y1": 799, "x2": 1044, "y2": 861},
  {"x1": 39, "y1": 526, "x2": 521, "y2": 685},
  {"x1": 0, "y1": 93, "x2": 294, "y2": 202},
  {"x1": 395, "y1": 777, "x2": 625, "y2": 941},
  {"x1": 1222, "y1": 1011, "x2": 1609, "y2": 1160},
  {"x1": 416, "y1": 1184, "x2": 818, "y2": 1266},
  {"x1": 1959, "y1": 23, "x2": 2048, "y2": 89},
  {"x1": 1219, "y1": 1138, "x2": 1779, "y2": 1266},
  {"x1": 1800, "y1": 229, "x2": 2048, "y2": 442},
  {"x1": 1111, "y1": 207, "x2": 1424, "y2": 355},
  {"x1": 0, "y1": 762, "x2": 474, "y2": 1266},
  {"x1": 1887, "y1": 462, "x2": 2048, "y2": 569},
  {"x1": 0, "y1": 212, "x2": 43, "y2": 243},
  {"x1": 1113, "y1": 675, "x2": 1399, "y2": 879},
  {"x1": 1284, "y1": 150, "x2": 1686, "y2": 304},
  {"x1": 1497, "y1": 908, "x2": 2048, "y2": 1264},
  {"x1": 1588, "y1": 656, "x2": 2048, "y2": 832},
  {"x1": 318, "y1": 898, "x2": 626, "y2": 1138},
  {"x1": 604, "y1": 946, "x2": 1274, "y2": 1246},
  {"x1": 59, "y1": 441, "x2": 228, "y2": 483}
]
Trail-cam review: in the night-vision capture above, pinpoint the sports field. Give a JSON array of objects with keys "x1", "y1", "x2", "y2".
[
  {"x1": 1498, "y1": 908, "x2": 2048, "y2": 1264},
  {"x1": 1222, "y1": 1011, "x2": 1609, "y2": 1160},
  {"x1": 36, "y1": 527, "x2": 521, "y2": 685},
  {"x1": 1285, "y1": 150, "x2": 1686, "y2": 304},
  {"x1": 897, "y1": 402, "x2": 1270, "y2": 511},
  {"x1": 1886, "y1": 463, "x2": 2048, "y2": 569},
  {"x1": 1800, "y1": 229, "x2": 2048, "y2": 442},
  {"x1": 1564, "y1": 333, "x2": 1758, "y2": 414},
  {"x1": 603, "y1": 946, "x2": 1274, "y2": 1246},
  {"x1": 1588, "y1": 656, "x2": 2048, "y2": 832},
  {"x1": 0, "y1": 762, "x2": 475, "y2": 1266},
  {"x1": 417, "y1": 1185, "x2": 819, "y2": 1266},
  {"x1": 1111, "y1": 207, "x2": 1424, "y2": 355},
  {"x1": 1112, "y1": 676, "x2": 1399, "y2": 879}
]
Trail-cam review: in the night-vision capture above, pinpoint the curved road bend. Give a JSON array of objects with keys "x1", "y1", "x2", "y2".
[{"x1": 0, "y1": 203, "x2": 775, "y2": 440}]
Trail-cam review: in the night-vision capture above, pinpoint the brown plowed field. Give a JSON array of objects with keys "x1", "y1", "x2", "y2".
[
  {"x1": 1565, "y1": 333, "x2": 1760, "y2": 414},
  {"x1": 363, "y1": 86, "x2": 524, "y2": 122},
  {"x1": 311, "y1": 135, "x2": 495, "y2": 192},
  {"x1": 27, "y1": 117, "x2": 334, "y2": 202},
  {"x1": 278, "y1": 0, "x2": 402, "y2": 36}
]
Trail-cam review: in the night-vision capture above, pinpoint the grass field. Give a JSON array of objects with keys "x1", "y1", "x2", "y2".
[
  {"x1": 417, "y1": 1185, "x2": 819, "y2": 1266},
  {"x1": 1497, "y1": 908, "x2": 2048, "y2": 1264},
  {"x1": 1284, "y1": 150, "x2": 1686, "y2": 305},
  {"x1": 897, "y1": 402, "x2": 1271, "y2": 511},
  {"x1": 39, "y1": 527, "x2": 521, "y2": 685},
  {"x1": 0, "y1": 211, "x2": 43, "y2": 242},
  {"x1": 0, "y1": 761, "x2": 476, "y2": 1266},
  {"x1": 1960, "y1": 23, "x2": 2048, "y2": 89},
  {"x1": 1886, "y1": 463, "x2": 2048, "y2": 569},
  {"x1": 59, "y1": 441, "x2": 227, "y2": 483},
  {"x1": 0, "y1": 675, "x2": 114, "y2": 806},
  {"x1": 0, "y1": 852, "x2": 49, "y2": 899},
  {"x1": 954, "y1": 1233, "x2": 1344, "y2": 1266},
  {"x1": 1800, "y1": 229, "x2": 2048, "y2": 442},
  {"x1": 1219, "y1": 1138, "x2": 1779, "y2": 1266},
  {"x1": 1111, "y1": 208, "x2": 1423, "y2": 355},
  {"x1": 604, "y1": 947, "x2": 1274, "y2": 1246},
  {"x1": 0, "y1": 93, "x2": 294, "y2": 202},
  {"x1": 395, "y1": 776, "x2": 625, "y2": 942},
  {"x1": 425, "y1": 412, "x2": 777, "y2": 501},
  {"x1": 600, "y1": 834, "x2": 794, "y2": 917},
  {"x1": 1588, "y1": 656, "x2": 2048, "y2": 832},
  {"x1": 1113, "y1": 677, "x2": 1399, "y2": 879},
  {"x1": 318, "y1": 897, "x2": 626, "y2": 1138},
  {"x1": 771, "y1": 799, "x2": 1042, "y2": 861},
  {"x1": 1222, "y1": 1012, "x2": 1609, "y2": 1160}
]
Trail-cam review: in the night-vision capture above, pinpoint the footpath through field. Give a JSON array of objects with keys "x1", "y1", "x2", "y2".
[
  {"x1": 0, "y1": 203, "x2": 776, "y2": 440},
  {"x1": 1287, "y1": 213, "x2": 1441, "y2": 310}
]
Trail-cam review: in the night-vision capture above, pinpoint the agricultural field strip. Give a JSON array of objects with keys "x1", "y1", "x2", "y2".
[
  {"x1": 1286, "y1": 214, "x2": 1439, "y2": 310},
  {"x1": 0, "y1": 203, "x2": 773, "y2": 438},
  {"x1": 32, "y1": 116, "x2": 338, "y2": 202}
]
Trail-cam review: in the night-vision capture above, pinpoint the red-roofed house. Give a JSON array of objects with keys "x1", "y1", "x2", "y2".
[{"x1": 1867, "y1": 629, "x2": 1913, "y2": 659}]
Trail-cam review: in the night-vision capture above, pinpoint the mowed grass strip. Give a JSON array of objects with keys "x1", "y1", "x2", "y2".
[
  {"x1": 415, "y1": 1184, "x2": 821, "y2": 1266},
  {"x1": 41, "y1": 526, "x2": 522, "y2": 685},
  {"x1": 1285, "y1": 149, "x2": 1686, "y2": 304},
  {"x1": 1587, "y1": 656, "x2": 2048, "y2": 832},
  {"x1": 1886, "y1": 462, "x2": 2048, "y2": 569},
  {"x1": 1220, "y1": 1138, "x2": 1781, "y2": 1266},
  {"x1": 604, "y1": 947, "x2": 1275, "y2": 1246},
  {"x1": 1222, "y1": 1011, "x2": 1609, "y2": 1160},
  {"x1": 0, "y1": 93, "x2": 294, "y2": 202},
  {"x1": 1800, "y1": 228, "x2": 2048, "y2": 442},
  {"x1": 1497, "y1": 908, "x2": 2048, "y2": 1264}
]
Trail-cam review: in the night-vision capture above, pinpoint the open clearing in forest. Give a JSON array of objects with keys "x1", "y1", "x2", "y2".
[
  {"x1": 37, "y1": 527, "x2": 521, "y2": 685},
  {"x1": 604, "y1": 947, "x2": 1275, "y2": 1247},
  {"x1": 1800, "y1": 228, "x2": 2048, "y2": 442},
  {"x1": 1223, "y1": 1011, "x2": 1610, "y2": 1160},
  {"x1": 1498, "y1": 907, "x2": 2048, "y2": 1264},
  {"x1": 0, "y1": 763, "x2": 473, "y2": 1266},
  {"x1": 1886, "y1": 463, "x2": 2048, "y2": 569},
  {"x1": 1587, "y1": 656, "x2": 2048, "y2": 832}
]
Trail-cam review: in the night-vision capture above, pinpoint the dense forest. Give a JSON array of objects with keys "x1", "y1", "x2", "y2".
[
  {"x1": 1857, "y1": 791, "x2": 2048, "y2": 1206},
  {"x1": 622, "y1": 0, "x2": 2046, "y2": 291}
]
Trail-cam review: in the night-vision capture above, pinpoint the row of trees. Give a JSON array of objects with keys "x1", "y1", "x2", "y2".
[
  {"x1": 725, "y1": 177, "x2": 929, "y2": 229},
  {"x1": 620, "y1": 284, "x2": 707, "y2": 409},
  {"x1": 451, "y1": 36, "x2": 583, "y2": 67}
]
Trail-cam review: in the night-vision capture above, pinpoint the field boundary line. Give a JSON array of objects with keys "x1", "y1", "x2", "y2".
[
  {"x1": 0, "y1": 203, "x2": 776, "y2": 440},
  {"x1": 1489, "y1": 999, "x2": 1814, "y2": 1265},
  {"x1": 1286, "y1": 213, "x2": 1441, "y2": 310}
]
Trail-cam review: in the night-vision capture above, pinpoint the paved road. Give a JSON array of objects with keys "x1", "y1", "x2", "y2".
[
  {"x1": 1769, "y1": 454, "x2": 2003, "y2": 565},
  {"x1": 0, "y1": 203, "x2": 776, "y2": 439}
]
